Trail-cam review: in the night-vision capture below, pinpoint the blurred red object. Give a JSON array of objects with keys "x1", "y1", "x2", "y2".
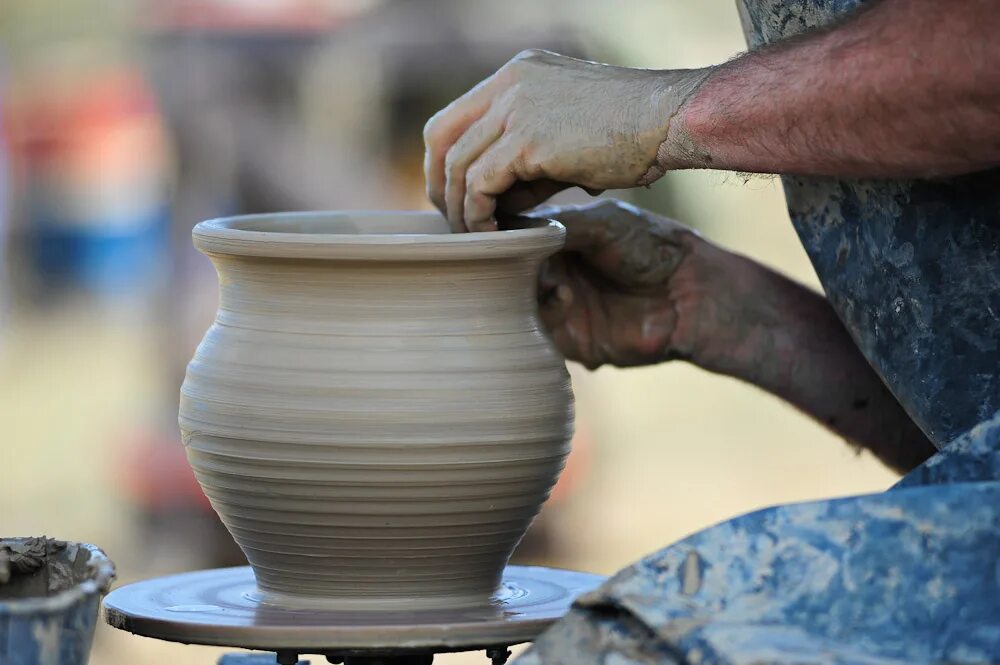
[
  {"x1": 119, "y1": 430, "x2": 212, "y2": 512},
  {"x1": 8, "y1": 69, "x2": 162, "y2": 172}
]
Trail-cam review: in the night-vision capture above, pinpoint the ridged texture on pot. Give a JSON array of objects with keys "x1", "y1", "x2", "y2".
[{"x1": 179, "y1": 212, "x2": 573, "y2": 608}]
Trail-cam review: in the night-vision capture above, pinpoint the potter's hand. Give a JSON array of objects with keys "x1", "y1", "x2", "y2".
[
  {"x1": 424, "y1": 50, "x2": 710, "y2": 232},
  {"x1": 535, "y1": 201, "x2": 937, "y2": 474},
  {"x1": 532, "y1": 199, "x2": 709, "y2": 370}
]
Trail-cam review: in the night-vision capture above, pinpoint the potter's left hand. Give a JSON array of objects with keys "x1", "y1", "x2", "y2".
[
  {"x1": 533, "y1": 200, "x2": 939, "y2": 472},
  {"x1": 530, "y1": 199, "x2": 706, "y2": 370},
  {"x1": 424, "y1": 50, "x2": 710, "y2": 232}
]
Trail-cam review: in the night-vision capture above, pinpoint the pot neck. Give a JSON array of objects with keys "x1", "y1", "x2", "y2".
[{"x1": 209, "y1": 255, "x2": 547, "y2": 334}]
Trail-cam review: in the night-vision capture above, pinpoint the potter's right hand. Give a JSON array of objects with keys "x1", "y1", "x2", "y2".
[{"x1": 423, "y1": 50, "x2": 711, "y2": 233}]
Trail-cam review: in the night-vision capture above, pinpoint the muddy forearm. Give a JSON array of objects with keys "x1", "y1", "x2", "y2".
[
  {"x1": 664, "y1": 0, "x2": 1000, "y2": 178},
  {"x1": 685, "y1": 248, "x2": 935, "y2": 473}
]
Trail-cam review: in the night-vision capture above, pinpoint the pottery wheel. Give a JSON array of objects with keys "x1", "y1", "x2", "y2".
[{"x1": 104, "y1": 565, "x2": 604, "y2": 657}]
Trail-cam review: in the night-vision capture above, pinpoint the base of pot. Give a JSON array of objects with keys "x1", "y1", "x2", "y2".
[
  {"x1": 102, "y1": 564, "x2": 605, "y2": 653},
  {"x1": 247, "y1": 582, "x2": 512, "y2": 612}
]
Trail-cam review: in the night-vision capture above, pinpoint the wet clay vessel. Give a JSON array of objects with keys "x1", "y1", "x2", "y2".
[{"x1": 179, "y1": 211, "x2": 573, "y2": 609}]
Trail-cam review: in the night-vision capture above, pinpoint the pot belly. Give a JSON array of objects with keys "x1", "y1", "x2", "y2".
[{"x1": 179, "y1": 324, "x2": 573, "y2": 608}]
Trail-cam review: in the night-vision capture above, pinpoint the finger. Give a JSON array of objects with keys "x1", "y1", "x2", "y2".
[
  {"x1": 539, "y1": 254, "x2": 603, "y2": 367},
  {"x1": 539, "y1": 284, "x2": 578, "y2": 360},
  {"x1": 444, "y1": 109, "x2": 506, "y2": 232},
  {"x1": 463, "y1": 138, "x2": 528, "y2": 232},
  {"x1": 495, "y1": 180, "x2": 571, "y2": 216},
  {"x1": 538, "y1": 256, "x2": 577, "y2": 349},
  {"x1": 539, "y1": 283, "x2": 574, "y2": 325},
  {"x1": 538, "y1": 253, "x2": 572, "y2": 301},
  {"x1": 542, "y1": 311, "x2": 581, "y2": 363},
  {"x1": 545, "y1": 299, "x2": 597, "y2": 368},
  {"x1": 423, "y1": 77, "x2": 504, "y2": 215}
]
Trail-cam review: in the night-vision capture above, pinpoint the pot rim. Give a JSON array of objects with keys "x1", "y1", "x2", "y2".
[
  {"x1": 193, "y1": 210, "x2": 565, "y2": 261},
  {"x1": 0, "y1": 540, "x2": 116, "y2": 615}
]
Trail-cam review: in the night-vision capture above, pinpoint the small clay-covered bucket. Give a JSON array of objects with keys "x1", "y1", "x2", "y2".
[{"x1": 0, "y1": 537, "x2": 115, "y2": 665}]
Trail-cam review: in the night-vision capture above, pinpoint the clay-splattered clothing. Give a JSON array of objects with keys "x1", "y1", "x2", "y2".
[
  {"x1": 518, "y1": 418, "x2": 1000, "y2": 664},
  {"x1": 516, "y1": 1, "x2": 1000, "y2": 662}
]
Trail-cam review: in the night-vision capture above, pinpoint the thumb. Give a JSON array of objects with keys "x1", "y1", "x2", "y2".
[
  {"x1": 526, "y1": 206, "x2": 614, "y2": 255},
  {"x1": 538, "y1": 255, "x2": 575, "y2": 330},
  {"x1": 496, "y1": 179, "x2": 570, "y2": 216}
]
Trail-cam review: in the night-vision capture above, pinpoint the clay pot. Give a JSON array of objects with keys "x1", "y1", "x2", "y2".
[{"x1": 179, "y1": 211, "x2": 573, "y2": 609}]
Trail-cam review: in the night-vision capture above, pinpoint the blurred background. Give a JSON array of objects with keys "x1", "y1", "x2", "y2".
[{"x1": 0, "y1": 0, "x2": 900, "y2": 663}]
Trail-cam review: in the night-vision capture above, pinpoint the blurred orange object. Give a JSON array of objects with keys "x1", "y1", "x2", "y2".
[
  {"x1": 550, "y1": 419, "x2": 592, "y2": 505},
  {"x1": 6, "y1": 65, "x2": 171, "y2": 297},
  {"x1": 9, "y1": 68, "x2": 166, "y2": 181}
]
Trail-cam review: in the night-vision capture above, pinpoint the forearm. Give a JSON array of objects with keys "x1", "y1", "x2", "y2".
[
  {"x1": 679, "y1": 246, "x2": 936, "y2": 473},
  {"x1": 664, "y1": 0, "x2": 1000, "y2": 178}
]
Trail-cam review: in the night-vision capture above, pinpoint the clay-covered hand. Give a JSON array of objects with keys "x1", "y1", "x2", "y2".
[
  {"x1": 533, "y1": 203, "x2": 940, "y2": 473},
  {"x1": 529, "y1": 200, "x2": 710, "y2": 369},
  {"x1": 424, "y1": 50, "x2": 710, "y2": 232}
]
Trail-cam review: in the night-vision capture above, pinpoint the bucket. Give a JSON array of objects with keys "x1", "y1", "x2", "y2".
[{"x1": 0, "y1": 538, "x2": 115, "y2": 665}]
